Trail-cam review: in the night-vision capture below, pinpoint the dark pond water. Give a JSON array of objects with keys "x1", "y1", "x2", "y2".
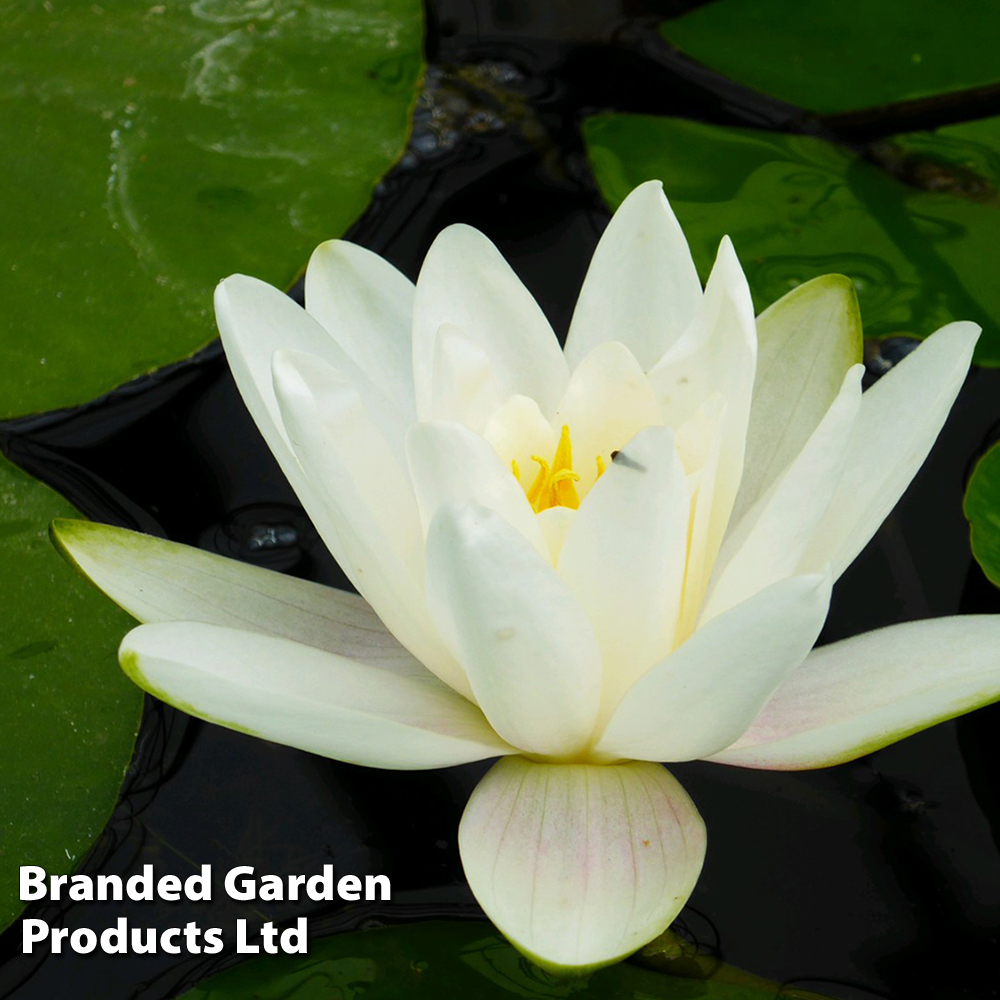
[{"x1": 1, "y1": 2, "x2": 999, "y2": 998}]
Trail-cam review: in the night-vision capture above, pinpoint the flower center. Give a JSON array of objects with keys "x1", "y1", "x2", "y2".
[{"x1": 512, "y1": 425, "x2": 606, "y2": 514}]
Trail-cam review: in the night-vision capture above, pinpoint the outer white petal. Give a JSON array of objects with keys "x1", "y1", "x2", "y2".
[
  {"x1": 554, "y1": 341, "x2": 662, "y2": 495},
  {"x1": 412, "y1": 224, "x2": 568, "y2": 418},
  {"x1": 594, "y1": 571, "x2": 833, "y2": 763},
  {"x1": 304, "y1": 239, "x2": 417, "y2": 418},
  {"x1": 52, "y1": 520, "x2": 417, "y2": 671},
  {"x1": 427, "y1": 324, "x2": 504, "y2": 432},
  {"x1": 703, "y1": 364, "x2": 863, "y2": 620},
  {"x1": 272, "y1": 350, "x2": 470, "y2": 697},
  {"x1": 120, "y1": 623, "x2": 514, "y2": 769},
  {"x1": 732, "y1": 274, "x2": 863, "y2": 525},
  {"x1": 272, "y1": 350, "x2": 422, "y2": 577},
  {"x1": 425, "y1": 502, "x2": 602, "y2": 758},
  {"x1": 406, "y1": 421, "x2": 547, "y2": 558},
  {"x1": 711, "y1": 616, "x2": 1000, "y2": 770},
  {"x1": 557, "y1": 427, "x2": 690, "y2": 720},
  {"x1": 648, "y1": 238, "x2": 757, "y2": 622},
  {"x1": 459, "y1": 757, "x2": 706, "y2": 972},
  {"x1": 564, "y1": 180, "x2": 702, "y2": 372},
  {"x1": 215, "y1": 275, "x2": 405, "y2": 471},
  {"x1": 802, "y1": 321, "x2": 980, "y2": 578}
]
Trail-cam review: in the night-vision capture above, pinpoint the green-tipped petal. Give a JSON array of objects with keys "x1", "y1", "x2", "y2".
[
  {"x1": 801, "y1": 321, "x2": 979, "y2": 578},
  {"x1": 51, "y1": 519, "x2": 413, "y2": 671},
  {"x1": 732, "y1": 274, "x2": 863, "y2": 525},
  {"x1": 120, "y1": 622, "x2": 515, "y2": 770},
  {"x1": 704, "y1": 363, "x2": 863, "y2": 620},
  {"x1": 459, "y1": 757, "x2": 706, "y2": 973},
  {"x1": 711, "y1": 615, "x2": 1000, "y2": 770}
]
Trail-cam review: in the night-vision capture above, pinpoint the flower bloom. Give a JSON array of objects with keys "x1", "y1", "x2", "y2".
[{"x1": 55, "y1": 181, "x2": 1000, "y2": 972}]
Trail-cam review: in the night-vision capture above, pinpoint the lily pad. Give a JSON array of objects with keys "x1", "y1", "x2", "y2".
[
  {"x1": 0, "y1": 0, "x2": 423, "y2": 419},
  {"x1": 964, "y1": 441, "x2": 1000, "y2": 588},
  {"x1": 583, "y1": 113, "x2": 1000, "y2": 365},
  {"x1": 659, "y1": 0, "x2": 1000, "y2": 114},
  {"x1": 176, "y1": 920, "x2": 833, "y2": 999},
  {"x1": 0, "y1": 456, "x2": 141, "y2": 930}
]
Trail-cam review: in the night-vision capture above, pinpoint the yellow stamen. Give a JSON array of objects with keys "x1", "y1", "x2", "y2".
[
  {"x1": 595, "y1": 454, "x2": 606, "y2": 480},
  {"x1": 521, "y1": 425, "x2": 582, "y2": 513},
  {"x1": 526, "y1": 456, "x2": 550, "y2": 509},
  {"x1": 511, "y1": 458, "x2": 521, "y2": 481}
]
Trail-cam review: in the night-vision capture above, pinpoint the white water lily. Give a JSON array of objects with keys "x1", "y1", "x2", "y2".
[{"x1": 54, "y1": 180, "x2": 1000, "y2": 973}]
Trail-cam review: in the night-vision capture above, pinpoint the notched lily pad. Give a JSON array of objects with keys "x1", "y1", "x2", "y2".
[
  {"x1": 0, "y1": 458, "x2": 141, "y2": 931},
  {"x1": 964, "y1": 441, "x2": 1000, "y2": 588},
  {"x1": 659, "y1": 0, "x2": 1000, "y2": 114},
  {"x1": 176, "y1": 920, "x2": 834, "y2": 999},
  {"x1": 0, "y1": 0, "x2": 423, "y2": 419},
  {"x1": 583, "y1": 113, "x2": 1000, "y2": 365}
]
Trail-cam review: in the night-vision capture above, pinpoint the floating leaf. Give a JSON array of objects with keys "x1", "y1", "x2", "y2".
[
  {"x1": 176, "y1": 920, "x2": 835, "y2": 999},
  {"x1": 0, "y1": 457, "x2": 141, "y2": 930},
  {"x1": 583, "y1": 113, "x2": 1000, "y2": 365},
  {"x1": 965, "y1": 441, "x2": 1000, "y2": 588},
  {"x1": 0, "y1": 0, "x2": 423, "y2": 419},
  {"x1": 660, "y1": 0, "x2": 1000, "y2": 114}
]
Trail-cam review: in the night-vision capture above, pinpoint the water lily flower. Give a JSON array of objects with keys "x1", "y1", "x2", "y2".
[{"x1": 54, "y1": 180, "x2": 1000, "y2": 973}]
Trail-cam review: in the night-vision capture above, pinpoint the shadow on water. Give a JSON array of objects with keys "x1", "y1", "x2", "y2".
[{"x1": 1, "y1": 1, "x2": 1000, "y2": 998}]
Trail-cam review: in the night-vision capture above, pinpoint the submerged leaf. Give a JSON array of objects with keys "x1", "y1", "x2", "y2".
[
  {"x1": 176, "y1": 920, "x2": 837, "y2": 998},
  {"x1": 583, "y1": 113, "x2": 1000, "y2": 365}
]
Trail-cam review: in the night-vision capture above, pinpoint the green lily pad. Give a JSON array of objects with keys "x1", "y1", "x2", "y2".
[
  {"x1": 0, "y1": 0, "x2": 422, "y2": 419},
  {"x1": 659, "y1": 0, "x2": 1000, "y2": 114},
  {"x1": 176, "y1": 920, "x2": 833, "y2": 999},
  {"x1": 0, "y1": 457, "x2": 141, "y2": 930},
  {"x1": 964, "y1": 441, "x2": 1000, "y2": 588},
  {"x1": 582, "y1": 112, "x2": 1000, "y2": 365}
]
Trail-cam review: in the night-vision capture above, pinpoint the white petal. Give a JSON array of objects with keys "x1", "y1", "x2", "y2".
[
  {"x1": 406, "y1": 421, "x2": 547, "y2": 558},
  {"x1": 703, "y1": 364, "x2": 863, "y2": 620},
  {"x1": 802, "y1": 321, "x2": 980, "y2": 578},
  {"x1": 674, "y1": 394, "x2": 726, "y2": 637},
  {"x1": 427, "y1": 324, "x2": 503, "y2": 432},
  {"x1": 711, "y1": 615, "x2": 1000, "y2": 770},
  {"x1": 412, "y1": 224, "x2": 568, "y2": 418},
  {"x1": 271, "y1": 350, "x2": 470, "y2": 697},
  {"x1": 304, "y1": 239, "x2": 416, "y2": 417},
  {"x1": 564, "y1": 180, "x2": 702, "y2": 372},
  {"x1": 594, "y1": 571, "x2": 833, "y2": 763},
  {"x1": 482, "y1": 394, "x2": 557, "y2": 493},
  {"x1": 732, "y1": 274, "x2": 863, "y2": 525},
  {"x1": 272, "y1": 350, "x2": 422, "y2": 577},
  {"x1": 557, "y1": 427, "x2": 690, "y2": 720},
  {"x1": 215, "y1": 275, "x2": 405, "y2": 472},
  {"x1": 648, "y1": 238, "x2": 757, "y2": 621},
  {"x1": 52, "y1": 520, "x2": 417, "y2": 671},
  {"x1": 554, "y1": 341, "x2": 662, "y2": 495},
  {"x1": 536, "y1": 505, "x2": 575, "y2": 564},
  {"x1": 121, "y1": 622, "x2": 514, "y2": 769},
  {"x1": 459, "y1": 757, "x2": 706, "y2": 972},
  {"x1": 425, "y1": 502, "x2": 602, "y2": 758}
]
